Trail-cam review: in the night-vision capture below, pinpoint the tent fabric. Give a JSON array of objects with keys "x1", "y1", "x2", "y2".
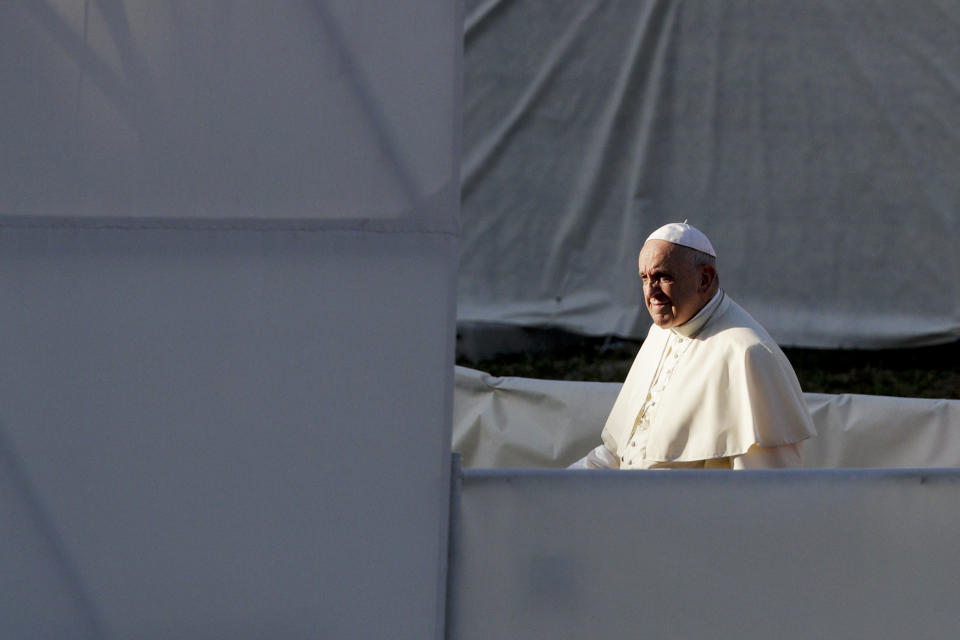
[
  {"x1": 1, "y1": 2, "x2": 459, "y2": 638},
  {"x1": 459, "y1": 0, "x2": 960, "y2": 348},
  {"x1": 2, "y1": 0, "x2": 458, "y2": 233},
  {"x1": 448, "y1": 467, "x2": 960, "y2": 640},
  {"x1": 453, "y1": 366, "x2": 960, "y2": 468}
]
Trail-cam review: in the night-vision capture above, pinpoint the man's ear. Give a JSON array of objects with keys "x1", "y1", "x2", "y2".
[{"x1": 698, "y1": 265, "x2": 717, "y2": 292}]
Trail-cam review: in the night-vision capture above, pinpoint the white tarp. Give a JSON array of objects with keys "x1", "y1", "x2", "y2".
[
  {"x1": 459, "y1": 0, "x2": 960, "y2": 348},
  {"x1": 447, "y1": 467, "x2": 960, "y2": 639},
  {"x1": 3, "y1": 0, "x2": 456, "y2": 225},
  {"x1": 453, "y1": 366, "x2": 960, "y2": 468},
  {"x1": 0, "y1": 2, "x2": 459, "y2": 638}
]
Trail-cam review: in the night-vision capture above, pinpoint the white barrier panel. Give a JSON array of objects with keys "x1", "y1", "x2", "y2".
[
  {"x1": 453, "y1": 367, "x2": 960, "y2": 468},
  {"x1": 0, "y1": 230, "x2": 458, "y2": 639},
  {"x1": 0, "y1": 2, "x2": 460, "y2": 638},
  {"x1": 448, "y1": 466, "x2": 960, "y2": 640}
]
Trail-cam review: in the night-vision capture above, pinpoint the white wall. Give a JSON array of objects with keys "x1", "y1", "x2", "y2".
[
  {"x1": 0, "y1": 2, "x2": 460, "y2": 638},
  {"x1": 448, "y1": 466, "x2": 960, "y2": 639},
  {"x1": 453, "y1": 367, "x2": 960, "y2": 469}
]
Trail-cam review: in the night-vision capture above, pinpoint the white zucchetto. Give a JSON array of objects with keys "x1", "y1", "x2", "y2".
[{"x1": 646, "y1": 222, "x2": 716, "y2": 258}]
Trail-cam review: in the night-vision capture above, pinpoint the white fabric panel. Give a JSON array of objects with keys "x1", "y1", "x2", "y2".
[
  {"x1": 1, "y1": 0, "x2": 456, "y2": 225},
  {"x1": 0, "y1": 231, "x2": 457, "y2": 639},
  {"x1": 459, "y1": 0, "x2": 960, "y2": 347},
  {"x1": 453, "y1": 366, "x2": 960, "y2": 469},
  {"x1": 0, "y1": 444, "x2": 99, "y2": 638},
  {"x1": 448, "y1": 467, "x2": 960, "y2": 639},
  {"x1": 0, "y1": 1, "x2": 460, "y2": 638},
  {"x1": 803, "y1": 393, "x2": 960, "y2": 469},
  {"x1": 454, "y1": 367, "x2": 619, "y2": 468}
]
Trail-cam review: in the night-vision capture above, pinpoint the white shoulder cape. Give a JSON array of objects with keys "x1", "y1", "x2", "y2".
[{"x1": 601, "y1": 295, "x2": 817, "y2": 462}]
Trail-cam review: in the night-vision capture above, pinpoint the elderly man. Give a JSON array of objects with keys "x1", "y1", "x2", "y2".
[{"x1": 572, "y1": 222, "x2": 816, "y2": 470}]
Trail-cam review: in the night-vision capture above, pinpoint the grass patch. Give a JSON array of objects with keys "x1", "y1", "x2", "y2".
[{"x1": 457, "y1": 338, "x2": 960, "y2": 399}]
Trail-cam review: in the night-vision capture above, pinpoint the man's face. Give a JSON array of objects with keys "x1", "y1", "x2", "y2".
[{"x1": 637, "y1": 240, "x2": 704, "y2": 328}]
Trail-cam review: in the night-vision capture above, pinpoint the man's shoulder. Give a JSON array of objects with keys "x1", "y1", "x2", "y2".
[{"x1": 702, "y1": 296, "x2": 778, "y2": 353}]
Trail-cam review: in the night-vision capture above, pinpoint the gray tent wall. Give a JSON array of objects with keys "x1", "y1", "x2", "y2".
[
  {"x1": 459, "y1": 0, "x2": 960, "y2": 349},
  {"x1": 0, "y1": 2, "x2": 459, "y2": 638},
  {"x1": 447, "y1": 465, "x2": 960, "y2": 640}
]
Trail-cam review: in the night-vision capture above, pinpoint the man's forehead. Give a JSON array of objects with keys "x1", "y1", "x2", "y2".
[{"x1": 638, "y1": 239, "x2": 682, "y2": 268}]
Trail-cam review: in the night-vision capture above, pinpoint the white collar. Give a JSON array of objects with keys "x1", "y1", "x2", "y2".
[{"x1": 671, "y1": 288, "x2": 724, "y2": 338}]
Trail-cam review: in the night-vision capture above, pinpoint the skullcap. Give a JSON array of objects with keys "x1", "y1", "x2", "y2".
[{"x1": 645, "y1": 221, "x2": 716, "y2": 258}]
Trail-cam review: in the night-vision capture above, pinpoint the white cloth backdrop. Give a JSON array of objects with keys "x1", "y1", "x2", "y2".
[
  {"x1": 447, "y1": 466, "x2": 960, "y2": 640},
  {"x1": 0, "y1": 2, "x2": 459, "y2": 639},
  {"x1": 459, "y1": 0, "x2": 960, "y2": 348},
  {"x1": 453, "y1": 367, "x2": 960, "y2": 468}
]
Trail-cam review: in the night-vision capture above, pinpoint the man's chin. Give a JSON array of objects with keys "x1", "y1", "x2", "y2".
[{"x1": 650, "y1": 314, "x2": 675, "y2": 328}]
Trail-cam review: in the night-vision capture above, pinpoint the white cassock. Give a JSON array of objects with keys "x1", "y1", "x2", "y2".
[{"x1": 573, "y1": 289, "x2": 816, "y2": 470}]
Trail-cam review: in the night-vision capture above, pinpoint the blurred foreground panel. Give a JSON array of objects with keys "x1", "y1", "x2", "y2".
[{"x1": 0, "y1": 2, "x2": 460, "y2": 638}]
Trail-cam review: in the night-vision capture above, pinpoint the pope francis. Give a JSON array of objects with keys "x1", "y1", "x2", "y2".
[{"x1": 571, "y1": 222, "x2": 816, "y2": 470}]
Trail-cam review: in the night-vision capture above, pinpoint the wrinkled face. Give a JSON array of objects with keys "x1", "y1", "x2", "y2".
[{"x1": 638, "y1": 240, "x2": 706, "y2": 328}]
